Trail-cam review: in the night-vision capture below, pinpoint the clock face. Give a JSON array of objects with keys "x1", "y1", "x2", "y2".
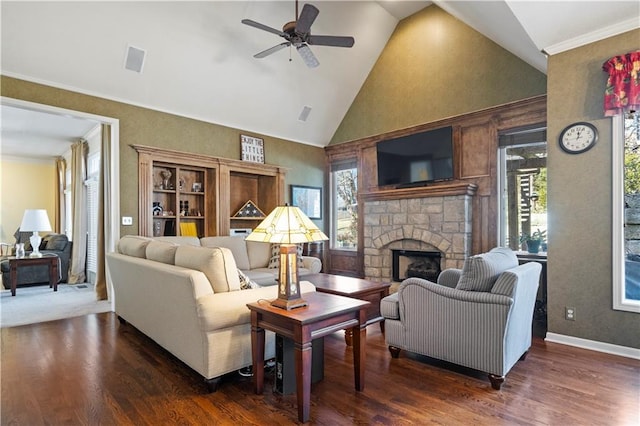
[{"x1": 559, "y1": 122, "x2": 598, "y2": 154}]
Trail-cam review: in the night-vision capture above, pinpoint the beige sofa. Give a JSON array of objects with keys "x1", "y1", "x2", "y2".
[
  {"x1": 155, "y1": 235, "x2": 322, "y2": 286},
  {"x1": 106, "y1": 235, "x2": 316, "y2": 391}
]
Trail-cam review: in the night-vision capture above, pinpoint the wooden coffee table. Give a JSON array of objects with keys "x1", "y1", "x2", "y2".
[
  {"x1": 247, "y1": 292, "x2": 370, "y2": 423},
  {"x1": 304, "y1": 273, "x2": 391, "y2": 345}
]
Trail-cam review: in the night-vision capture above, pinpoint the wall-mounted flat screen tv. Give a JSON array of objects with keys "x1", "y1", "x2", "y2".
[{"x1": 376, "y1": 126, "x2": 454, "y2": 188}]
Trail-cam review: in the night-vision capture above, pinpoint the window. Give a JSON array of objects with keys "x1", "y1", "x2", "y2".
[
  {"x1": 330, "y1": 159, "x2": 358, "y2": 250},
  {"x1": 613, "y1": 112, "x2": 640, "y2": 312},
  {"x1": 85, "y1": 152, "x2": 100, "y2": 283},
  {"x1": 498, "y1": 127, "x2": 547, "y2": 251}
]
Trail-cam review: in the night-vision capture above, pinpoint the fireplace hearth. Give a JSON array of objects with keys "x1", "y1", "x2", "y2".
[{"x1": 392, "y1": 250, "x2": 441, "y2": 283}]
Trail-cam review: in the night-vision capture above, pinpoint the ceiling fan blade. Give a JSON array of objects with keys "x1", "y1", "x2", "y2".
[
  {"x1": 297, "y1": 44, "x2": 319, "y2": 68},
  {"x1": 241, "y1": 19, "x2": 286, "y2": 37},
  {"x1": 308, "y1": 35, "x2": 355, "y2": 48},
  {"x1": 295, "y1": 4, "x2": 319, "y2": 35},
  {"x1": 254, "y1": 42, "x2": 291, "y2": 58}
]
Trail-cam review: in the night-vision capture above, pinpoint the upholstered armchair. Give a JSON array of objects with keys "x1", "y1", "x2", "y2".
[{"x1": 381, "y1": 247, "x2": 541, "y2": 390}]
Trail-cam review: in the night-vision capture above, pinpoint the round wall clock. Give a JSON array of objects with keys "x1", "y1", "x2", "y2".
[{"x1": 559, "y1": 122, "x2": 598, "y2": 154}]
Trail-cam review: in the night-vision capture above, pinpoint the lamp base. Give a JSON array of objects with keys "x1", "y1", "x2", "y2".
[
  {"x1": 271, "y1": 297, "x2": 308, "y2": 310},
  {"x1": 29, "y1": 232, "x2": 42, "y2": 257}
]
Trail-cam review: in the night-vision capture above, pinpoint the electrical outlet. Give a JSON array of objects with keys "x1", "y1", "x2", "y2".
[
  {"x1": 565, "y1": 307, "x2": 576, "y2": 321},
  {"x1": 122, "y1": 216, "x2": 133, "y2": 226}
]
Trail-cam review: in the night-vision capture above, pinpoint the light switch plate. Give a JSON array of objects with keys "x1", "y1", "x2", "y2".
[{"x1": 122, "y1": 216, "x2": 133, "y2": 225}]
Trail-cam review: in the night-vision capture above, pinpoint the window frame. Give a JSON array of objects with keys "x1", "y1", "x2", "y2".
[
  {"x1": 612, "y1": 114, "x2": 640, "y2": 313},
  {"x1": 329, "y1": 159, "x2": 358, "y2": 251}
]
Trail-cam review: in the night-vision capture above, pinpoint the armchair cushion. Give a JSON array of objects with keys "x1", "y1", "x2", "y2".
[{"x1": 456, "y1": 247, "x2": 518, "y2": 292}]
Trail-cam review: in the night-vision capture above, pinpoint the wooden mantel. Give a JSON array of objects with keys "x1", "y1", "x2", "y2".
[{"x1": 361, "y1": 182, "x2": 478, "y2": 202}]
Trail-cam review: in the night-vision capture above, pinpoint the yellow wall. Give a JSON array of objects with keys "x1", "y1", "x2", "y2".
[
  {"x1": 331, "y1": 5, "x2": 547, "y2": 144},
  {"x1": 0, "y1": 158, "x2": 56, "y2": 243}
]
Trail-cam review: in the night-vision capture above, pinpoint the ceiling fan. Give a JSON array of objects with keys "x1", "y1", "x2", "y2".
[{"x1": 241, "y1": 0, "x2": 355, "y2": 68}]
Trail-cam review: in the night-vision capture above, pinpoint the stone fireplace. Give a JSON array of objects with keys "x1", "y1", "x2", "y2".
[{"x1": 362, "y1": 183, "x2": 476, "y2": 283}]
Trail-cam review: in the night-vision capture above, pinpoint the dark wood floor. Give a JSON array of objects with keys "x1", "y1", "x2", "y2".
[{"x1": 1, "y1": 312, "x2": 638, "y2": 425}]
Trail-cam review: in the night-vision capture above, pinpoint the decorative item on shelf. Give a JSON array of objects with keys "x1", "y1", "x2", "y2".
[
  {"x1": 178, "y1": 178, "x2": 185, "y2": 191},
  {"x1": 240, "y1": 134, "x2": 265, "y2": 163},
  {"x1": 192, "y1": 182, "x2": 202, "y2": 192},
  {"x1": 19, "y1": 209, "x2": 52, "y2": 258},
  {"x1": 520, "y1": 228, "x2": 547, "y2": 254},
  {"x1": 152, "y1": 202, "x2": 163, "y2": 216},
  {"x1": 233, "y1": 200, "x2": 266, "y2": 218},
  {"x1": 160, "y1": 169, "x2": 173, "y2": 189},
  {"x1": 179, "y1": 222, "x2": 198, "y2": 237},
  {"x1": 180, "y1": 200, "x2": 190, "y2": 216},
  {"x1": 153, "y1": 220, "x2": 162, "y2": 237},
  {"x1": 246, "y1": 204, "x2": 328, "y2": 310}
]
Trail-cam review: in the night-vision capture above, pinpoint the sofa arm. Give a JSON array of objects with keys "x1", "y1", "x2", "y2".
[
  {"x1": 302, "y1": 256, "x2": 322, "y2": 273},
  {"x1": 437, "y1": 268, "x2": 462, "y2": 288},
  {"x1": 381, "y1": 292, "x2": 399, "y2": 319},
  {"x1": 399, "y1": 277, "x2": 514, "y2": 306}
]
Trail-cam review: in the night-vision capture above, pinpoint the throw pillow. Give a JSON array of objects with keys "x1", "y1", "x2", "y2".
[
  {"x1": 456, "y1": 247, "x2": 518, "y2": 292},
  {"x1": 44, "y1": 235, "x2": 68, "y2": 251},
  {"x1": 268, "y1": 244, "x2": 304, "y2": 269},
  {"x1": 238, "y1": 269, "x2": 259, "y2": 290}
]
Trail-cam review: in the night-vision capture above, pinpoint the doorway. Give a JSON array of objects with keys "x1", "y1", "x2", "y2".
[{"x1": 1, "y1": 97, "x2": 120, "y2": 318}]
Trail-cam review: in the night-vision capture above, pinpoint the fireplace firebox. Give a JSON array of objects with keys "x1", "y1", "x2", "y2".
[{"x1": 392, "y1": 250, "x2": 442, "y2": 282}]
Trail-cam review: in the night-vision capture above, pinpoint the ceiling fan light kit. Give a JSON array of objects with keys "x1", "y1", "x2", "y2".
[{"x1": 241, "y1": 1, "x2": 355, "y2": 68}]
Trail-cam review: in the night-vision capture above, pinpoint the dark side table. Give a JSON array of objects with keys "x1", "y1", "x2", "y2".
[
  {"x1": 247, "y1": 292, "x2": 370, "y2": 423},
  {"x1": 6, "y1": 254, "x2": 59, "y2": 296}
]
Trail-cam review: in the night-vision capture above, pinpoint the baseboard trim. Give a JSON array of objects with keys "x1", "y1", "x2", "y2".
[{"x1": 545, "y1": 333, "x2": 640, "y2": 360}]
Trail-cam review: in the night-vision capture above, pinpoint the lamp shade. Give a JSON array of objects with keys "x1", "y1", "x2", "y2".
[
  {"x1": 19, "y1": 209, "x2": 52, "y2": 232},
  {"x1": 245, "y1": 204, "x2": 328, "y2": 244}
]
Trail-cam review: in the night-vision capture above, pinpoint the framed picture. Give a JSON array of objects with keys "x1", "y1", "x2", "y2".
[
  {"x1": 291, "y1": 185, "x2": 322, "y2": 219},
  {"x1": 240, "y1": 134, "x2": 265, "y2": 163}
]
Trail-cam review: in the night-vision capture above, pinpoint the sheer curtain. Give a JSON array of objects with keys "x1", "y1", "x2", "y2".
[
  {"x1": 68, "y1": 140, "x2": 88, "y2": 284},
  {"x1": 55, "y1": 157, "x2": 66, "y2": 234},
  {"x1": 95, "y1": 124, "x2": 111, "y2": 300}
]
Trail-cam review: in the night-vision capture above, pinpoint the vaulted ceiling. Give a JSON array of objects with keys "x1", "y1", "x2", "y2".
[{"x1": 1, "y1": 1, "x2": 638, "y2": 158}]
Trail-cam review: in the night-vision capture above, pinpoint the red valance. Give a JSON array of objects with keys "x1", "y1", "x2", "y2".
[{"x1": 603, "y1": 50, "x2": 640, "y2": 117}]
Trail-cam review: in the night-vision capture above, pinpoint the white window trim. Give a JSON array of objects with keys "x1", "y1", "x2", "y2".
[{"x1": 613, "y1": 114, "x2": 640, "y2": 313}]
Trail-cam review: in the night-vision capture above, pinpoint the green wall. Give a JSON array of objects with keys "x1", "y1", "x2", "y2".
[
  {"x1": 330, "y1": 5, "x2": 547, "y2": 144},
  {"x1": 1, "y1": 76, "x2": 326, "y2": 235},
  {"x1": 547, "y1": 29, "x2": 640, "y2": 348}
]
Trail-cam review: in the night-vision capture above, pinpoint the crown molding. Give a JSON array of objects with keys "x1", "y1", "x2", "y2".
[{"x1": 543, "y1": 17, "x2": 639, "y2": 55}]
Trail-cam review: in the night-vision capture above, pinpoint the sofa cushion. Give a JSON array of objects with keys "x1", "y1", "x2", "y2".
[
  {"x1": 145, "y1": 240, "x2": 178, "y2": 264},
  {"x1": 456, "y1": 247, "x2": 518, "y2": 292},
  {"x1": 43, "y1": 234, "x2": 68, "y2": 251},
  {"x1": 118, "y1": 235, "x2": 152, "y2": 258},
  {"x1": 247, "y1": 241, "x2": 272, "y2": 269},
  {"x1": 152, "y1": 236, "x2": 201, "y2": 246},
  {"x1": 268, "y1": 244, "x2": 304, "y2": 269},
  {"x1": 200, "y1": 236, "x2": 251, "y2": 270},
  {"x1": 174, "y1": 245, "x2": 240, "y2": 293}
]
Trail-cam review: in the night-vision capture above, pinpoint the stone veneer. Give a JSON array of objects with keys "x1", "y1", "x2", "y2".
[{"x1": 363, "y1": 190, "x2": 474, "y2": 283}]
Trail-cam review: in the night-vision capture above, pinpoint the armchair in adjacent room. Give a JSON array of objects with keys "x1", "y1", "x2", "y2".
[{"x1": 380, "y1": 247, "x2": 541, "y2": 390}]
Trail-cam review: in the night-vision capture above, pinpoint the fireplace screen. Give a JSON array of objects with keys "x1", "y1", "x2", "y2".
[{"x1": 392, "y1": 250, "x2": 442, "y2": 282}]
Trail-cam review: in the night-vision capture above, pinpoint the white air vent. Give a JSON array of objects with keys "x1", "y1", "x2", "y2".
[
  {"x1": 298, "y1": 106, "x2": 312, "y2": 122},
  {"x1": 124, "y1": 45, "x2": 146, "y2": 73}
]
